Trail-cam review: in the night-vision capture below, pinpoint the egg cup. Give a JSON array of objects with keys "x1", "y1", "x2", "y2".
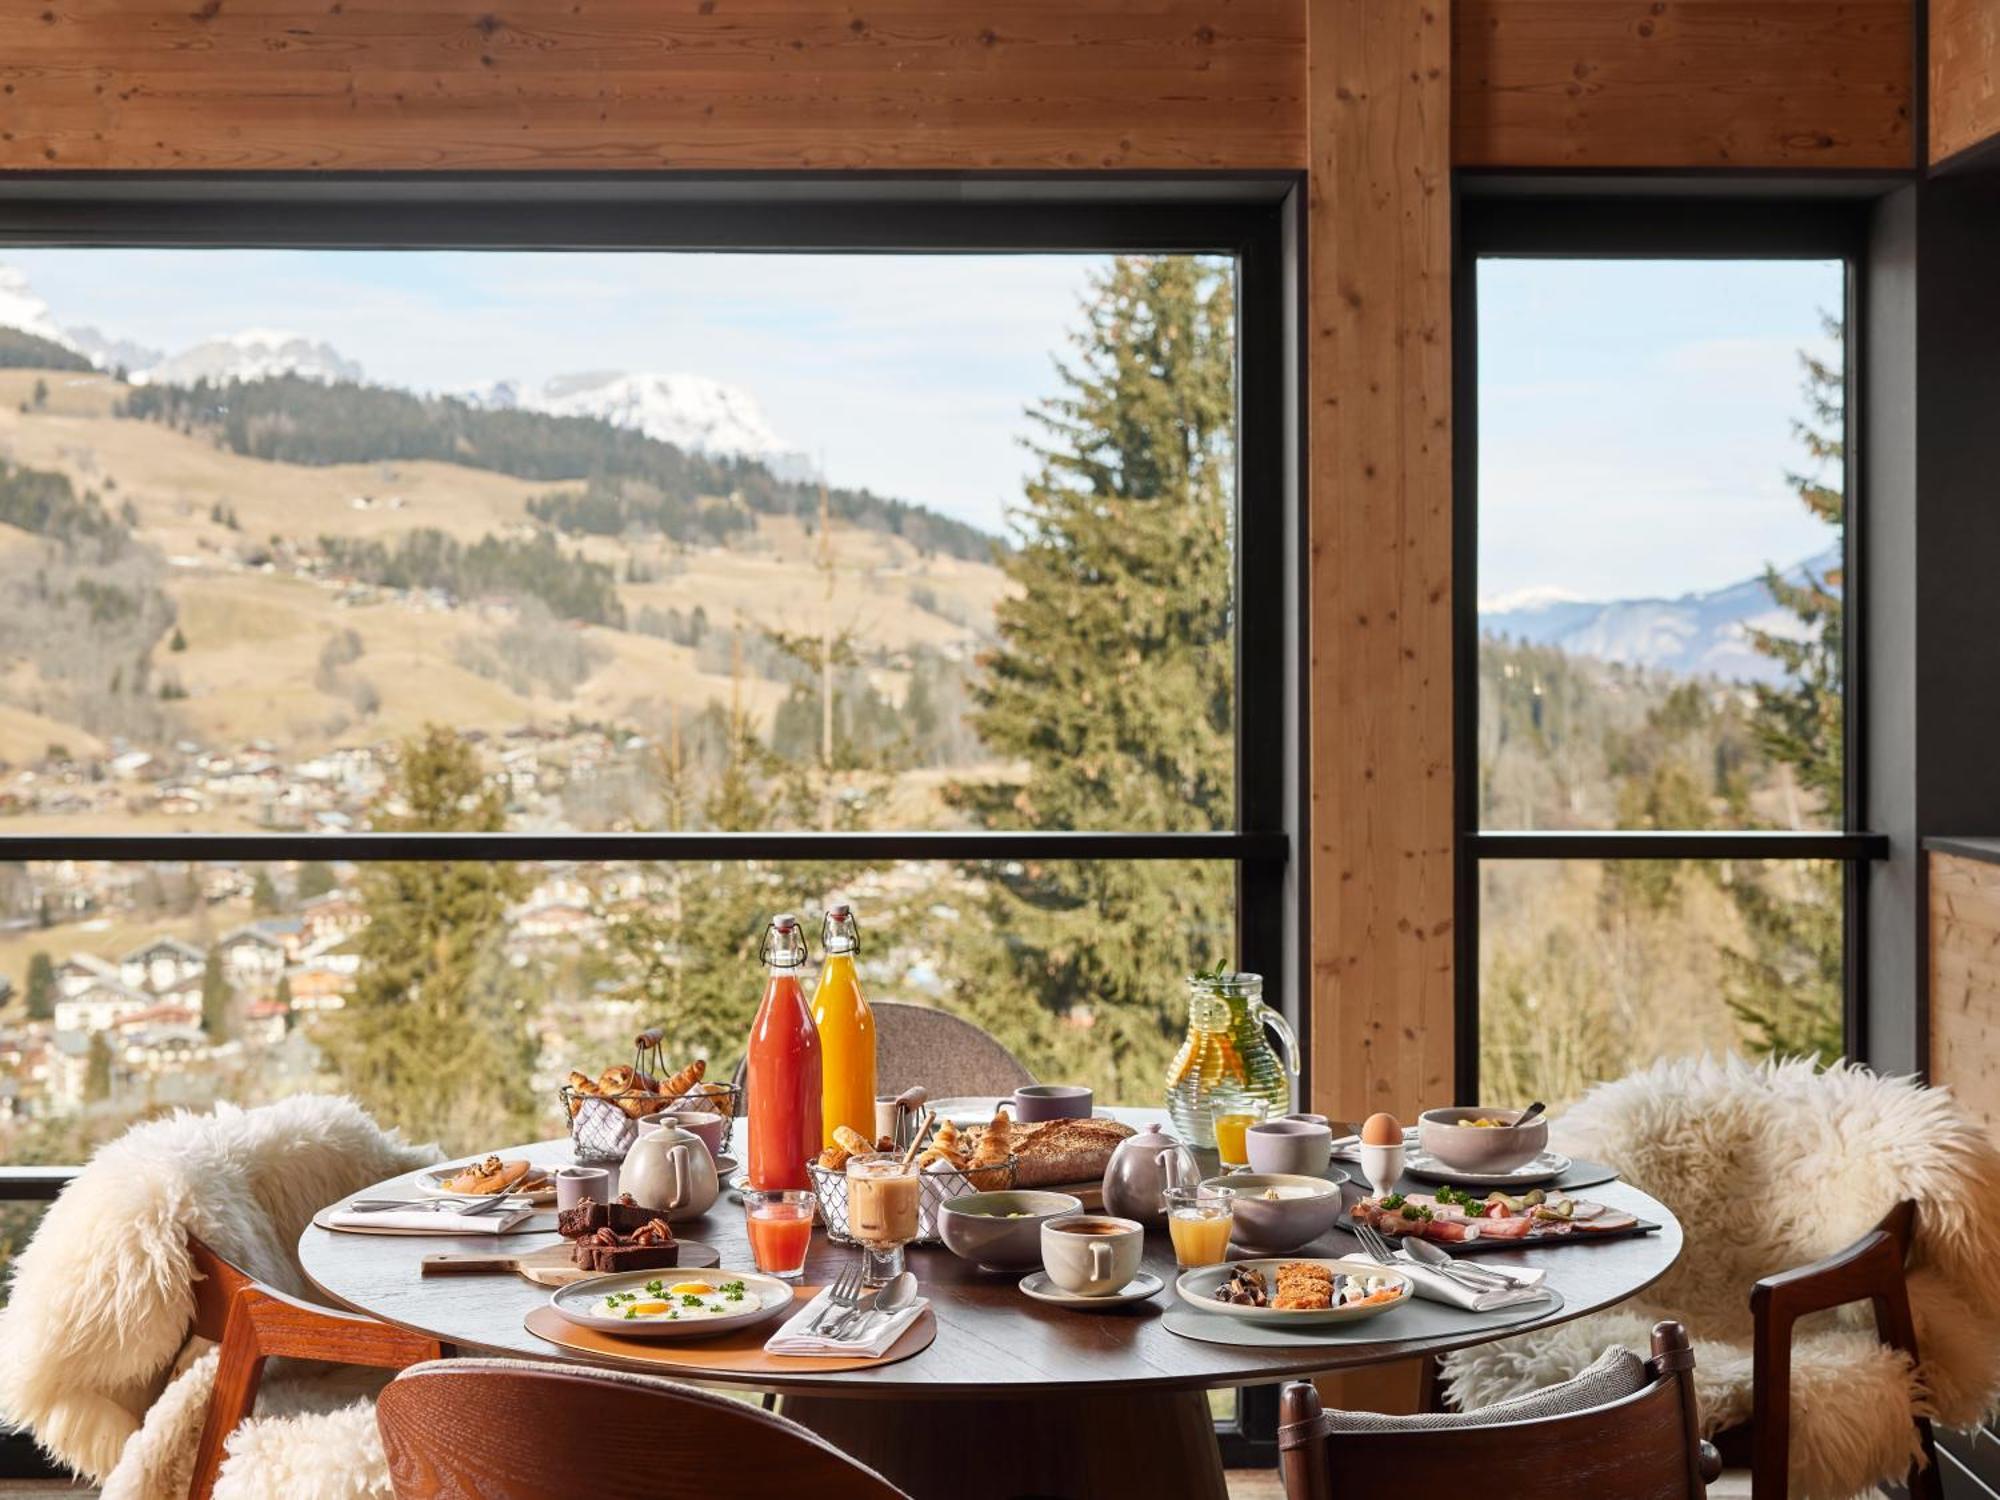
[{"x1": 1358, "y1": 1141, "x2": 1405, "y2": 1199}]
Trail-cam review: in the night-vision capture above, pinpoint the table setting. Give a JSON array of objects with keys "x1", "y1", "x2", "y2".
[{"x1": 295, "y1": 931, "x2": 1683, "y2": 1500}]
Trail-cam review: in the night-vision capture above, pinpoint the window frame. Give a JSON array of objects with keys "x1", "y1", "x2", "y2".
[
  {"x1": 0, "y1": 170, "x2": 1308, "y2": 1064},
  {"x1": 1453, "y1": 193, "x2": 1891, "y2": 1099}
]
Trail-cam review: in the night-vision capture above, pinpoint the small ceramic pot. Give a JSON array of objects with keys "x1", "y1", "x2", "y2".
[
  {"x1": 1246, "y1": 1118, "x2": 1333, "y2": 1176},
  {"x1": 938, "y1": 1190, "x2": 1084, "y2": 1271},
  {"x1": 1202, "y1": 1171, "x2": 1344, "y2": 1255},
  {"x1": 1418, "y1": 1106, "x2": 1548, "y2": 1173},
  {"x1": 554, "y1": 1165, "x2": 611, "y2": 1212},
  {"x1": 1013, "y1": 1084, "x2": 1093, "y2": 1123}
]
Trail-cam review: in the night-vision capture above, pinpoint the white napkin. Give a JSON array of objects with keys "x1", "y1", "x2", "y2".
[
  {"x1": 327, "y1": 1204, "x2": 535, "y2": 1235},
  {"x1": 764, "y1": 1285, "x2": 928, "y2": 1358},
  {"x1": 1392, "y1": 1253, "x2": 1549, "y2": 1312}
]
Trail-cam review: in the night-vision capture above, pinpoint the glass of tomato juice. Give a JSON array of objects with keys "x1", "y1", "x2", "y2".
[{"x1": 744, "y1": 1189, "x2": 815, "y2": 1281}]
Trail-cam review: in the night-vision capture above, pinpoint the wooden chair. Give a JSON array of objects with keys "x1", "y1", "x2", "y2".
[
  {"x1": 186, "y1": 1233, "x2": 445, "y2": 1500},
  {"x1": 375, "y1": 1358, "x2": 913, "y2": 1499},
  {"x1": 1282, "y1": 1322, "x2": 1721, "y2": 1500},
  {"x1": 1733, "y1": 1199, "x2": 1941, "y2": 1500}
]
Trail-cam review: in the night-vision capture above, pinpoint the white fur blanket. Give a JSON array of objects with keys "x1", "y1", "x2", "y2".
[
  {"x1": 1441, "y1": 1056, "x2": 2000, "y2": 1500},
  {"x1": 0, "y1": 1096, "x2": 437, "y2": 1495}
]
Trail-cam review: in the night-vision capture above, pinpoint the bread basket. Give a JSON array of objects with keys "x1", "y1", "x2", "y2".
[{"x1": 557, "y1": 1028, "x2": 740, "y2": 1163}]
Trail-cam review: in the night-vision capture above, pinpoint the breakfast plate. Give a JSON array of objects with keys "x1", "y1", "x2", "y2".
[
  {"x1": 1403, "y1": 1149, "x2": 1571, "y2": 1187},
  {"x1": 418, "y1": 1157, "x2": 558, "y2": 1205},
  {"x1": 1175, "y1": 1257, "x2": 1411, "y2": 1327},
  {"x1": 548, "y1": 1267, "x2": 793, "y2": 1340},
  {"x1": 1020, "y1": 1269, "x2": 1163, "y2": 1309}
]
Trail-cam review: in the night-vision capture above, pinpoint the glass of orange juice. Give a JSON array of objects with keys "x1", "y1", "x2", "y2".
[
  {"x1": 1166, "y1": 1185, "x2": 1235, "y2": 1267},
  {"x1": 1211, "y1": 1089, "x2": 1266, "y2": 1167},
  {"x1": 744, "y1": 1189, "x2": 815, "y2": 1281}
]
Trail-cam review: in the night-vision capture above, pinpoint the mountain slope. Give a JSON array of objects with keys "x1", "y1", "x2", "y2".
[
  {"x1": 135, "y1": 329, "x2": 363, "y2": 386},
  {"x1": 1480, "y1": 546, "x2": 1838, "y2": 684}
]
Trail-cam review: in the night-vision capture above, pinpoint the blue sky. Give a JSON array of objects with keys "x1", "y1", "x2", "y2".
[
  {"x1": 1478, "y1": 257, "x2": 1845, "y2": 606},
  {"x1": 9, "y1": 250, "x2": 1844, "y2": 603}
]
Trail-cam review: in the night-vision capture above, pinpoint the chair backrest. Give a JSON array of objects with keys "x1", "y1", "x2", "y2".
[
  {"x1": 376, "y1": 1359, "x2": 912, "y2": 1499},
  {"x1": 1280, "y1": 1323, "x2": 1715, "y2": 1500},
  {"x1": 729, "y1": 1000, "x2": 1033, "y2": 1110},
  {"x1": 871, "y1": 1000, "x2": 1033, "y2": 1098}
]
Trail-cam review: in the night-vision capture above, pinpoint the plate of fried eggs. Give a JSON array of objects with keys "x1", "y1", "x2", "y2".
[{"x1": 549, "y1": 1268, "x2": 793, "y2": 1339}]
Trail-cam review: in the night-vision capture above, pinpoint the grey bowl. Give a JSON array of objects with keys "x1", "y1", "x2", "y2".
[
  {"x1": 937, "y1": 1190, "x2": 1084, "y2": 1270},
  {"x1": 1417, "y1": 1106, "x2": 1549, "y2": 1173},
  {"x1": 1200, "y1": 1171, "x2": 1345, "y2": 1256}
]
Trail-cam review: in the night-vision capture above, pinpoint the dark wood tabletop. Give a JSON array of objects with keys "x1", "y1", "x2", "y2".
[{"x1": 298, "y1": 1128, "x2": 1681, "y2": 1399}]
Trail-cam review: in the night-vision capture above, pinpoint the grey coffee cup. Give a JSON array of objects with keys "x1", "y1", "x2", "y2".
[
  {"x1": 1245, "y1": 1117, "x2": 1333, "y2": 1176},
  {"x1": 1040, "y1": 1214, "x2": 1144, "y2": 1296},
  {"x1": 555, "y1": 1165, "x2": 611, "y2": 1212},
  {"x1": 658, "y1": 1108, "x2": 726, "y2": 1159}
]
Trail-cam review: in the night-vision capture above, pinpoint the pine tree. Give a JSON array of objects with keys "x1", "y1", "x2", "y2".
[
  {"x1": 315, "y1": 725, "x2": 536, "y2": 1148},
  {"x1": 84, "y1": 1033, "x2": 113, "y2": 1102},
  {"x1": 948, "y1": 256, "x2": 1238, "y2": 1097},
  {"x1": 1723, "y1": 314, "x2": 1847, "y2": 1064},
  {"x1": 296, "y1": 861, "x2": 337, "y2": 900},
  {"x1": 251, "y1": 869, "x2": 281, "y2": 915},
  {"x1": 201, "y1": 949, "x2": 234, "y2": 1041},
  {"x1": 24, "y1": 951, "x2": 54, "y2": 1022}
]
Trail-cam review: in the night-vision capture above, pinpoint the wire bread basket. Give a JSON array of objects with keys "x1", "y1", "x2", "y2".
[
  {"x1": 807, "y1": 1155, "x2": 1018, "y2": 1247},
  {"x1": 557, "y1": 1027, "x2": 740, "y2": 1163}
]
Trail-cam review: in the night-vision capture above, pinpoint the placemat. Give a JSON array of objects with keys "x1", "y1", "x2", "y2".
[
  {"x1": 524, "y1": 1293, "x2": 936, "y2": 1375},
  {"x1": 1163, "y1": 1287, "x2": 1564, "y2": 1349},
  {"x1": 311, "y1": 1206, "x2": 559, "y2": 1237}
]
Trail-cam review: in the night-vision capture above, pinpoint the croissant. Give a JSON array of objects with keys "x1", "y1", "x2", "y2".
[
  {"x1": 917, "y1": 1146, "x2": 968, "y2": 1172},
  {"x1": 660, "y1": 1059, "x2": 706, "y2": 1101},
  {"x1": 565, "y1": 1071, "x2": 598, "y2": 1118},
  {"x1": 971, "y1": 1107, "x2": 1013, "y2": 1169},
  {"x1": 832, "y1": 1124, "x2": 874, "y2": 1157},
  {"x1": 931, "y1": 1118, "x2": 962, "y2": 1156},
  {"x1": 817, "y1": 1146, "x2": 851, "y2": 1171},
  {"x1": 697, "y1": 1082, "x2": 736, "y2": 1119},
  {"x1": 599, "y1": 1064, "x2": 638, "y2": 1095}
]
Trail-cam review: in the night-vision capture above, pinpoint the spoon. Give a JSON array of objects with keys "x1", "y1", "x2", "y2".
[
  {"x1": 1513, "y1": 1101, "x2": 1547, "y2": 1128},
  {"x1": 832, "y1": 1270, "x2": 919, "y2": 1341}
]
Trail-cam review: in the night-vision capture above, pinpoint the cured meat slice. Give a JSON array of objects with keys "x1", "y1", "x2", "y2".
[
  {"x1": 1573, "y1": 1211, "x2": 1638, "y2": 1232},
  {"x1": 1417, "y1": 1217, "x2": 1481, "y2": 1243},
  {"x1": 1469, "y1": 1214, "x2": 1534, "y2": 1239}
]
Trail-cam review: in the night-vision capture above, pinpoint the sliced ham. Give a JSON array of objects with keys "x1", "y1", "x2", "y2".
[
  {"x1": 1417, "y1": 1217, "x2": 1481, "y2": 1243},
  {"x1": 1567, "y1": 1199, "x2": 1606, "y2": 1221},
  {"x1": 1468, "y1": 1214, "x2": 1534, "y2": 1239},
  {"x1": 1574, "y1": 1211, "x2": 1638, "y2": 1232}
]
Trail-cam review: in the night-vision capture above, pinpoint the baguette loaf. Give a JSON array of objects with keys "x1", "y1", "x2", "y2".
[{"x1": 1006, "y1": 1117, "x2": 1135, "y2": 1189}]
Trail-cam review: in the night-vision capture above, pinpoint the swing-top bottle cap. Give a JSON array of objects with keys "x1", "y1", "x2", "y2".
[
  {"x1": 822, "y1": 904, "x2": 860, "y2": 954},
  {"x1": 761, "y1": 913, "x2": 808, "y2": 967}
]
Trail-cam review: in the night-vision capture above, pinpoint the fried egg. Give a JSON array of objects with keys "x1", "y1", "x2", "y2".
[{"x1": 596, "y1": 1276, "x2": 753, "y2": 1323}]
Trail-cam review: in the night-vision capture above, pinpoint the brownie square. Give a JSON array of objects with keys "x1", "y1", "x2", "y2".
[
  {"x1": 577, "y1": 1241, "x2": 681, "y2": 1273},
  {"x1": 557, "y1": 1199, "x2": 664, "y2": 1240}
]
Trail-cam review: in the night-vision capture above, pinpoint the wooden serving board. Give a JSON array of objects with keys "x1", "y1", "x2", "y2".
[
  {"x1": 422, "y1": 1240, "x2": 720, "y2": 1287},
  {"x1": 523, "y1": 1295, "x2": 935, "y2": 1375}
]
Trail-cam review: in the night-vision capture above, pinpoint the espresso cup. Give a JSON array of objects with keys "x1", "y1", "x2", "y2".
[
  {"x1": 658, "y1": 1108, "x2": 726, "y2": 1160},
  {"x1": 555, "y1": 1165, "x2": 611, "y2": 1212},
  {"x1": 1246, "y1": 1117, "x2": 1333, "y2": 1176},
  {"x1": 1013, "y1": 1083, "x2": 1093, "y2": 1123},
  {"x1": 1040, "y1": 1214, "x2": 1144, "y2": 1296}
]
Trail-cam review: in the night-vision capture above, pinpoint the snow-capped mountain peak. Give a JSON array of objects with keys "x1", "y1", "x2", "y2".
[
  {"x1": 133, "y1": 328, "x2": 364, "y2": 387},
  {"x1": 0, "y1": 265, "x2": 82, "y2": 354},
  {"x1": 463, "y1": 369, "x2": 807, "y2": 470}
]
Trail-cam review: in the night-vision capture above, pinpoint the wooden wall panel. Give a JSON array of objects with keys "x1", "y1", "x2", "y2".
[
  {"x1": 1454, "y1": 0, "x2": 1915, "y2": 168},
  {"x1": 1932, "y1": 0, "x2": 2000, "y2": 164},
  {"x1": 0, "y1": 0, "x2": 1307, "y2": 170},
  {"x1": 1931, "y1": 852, "x2": 2000, "y2": 1143},
  {"x1": 1305, "y1": 0, "x2": 1456, "y2": 1125}
]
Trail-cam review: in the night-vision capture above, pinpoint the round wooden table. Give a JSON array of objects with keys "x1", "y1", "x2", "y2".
[{"x1": 301, "y1": 1130, "x2": 1680, "y2": 1500}]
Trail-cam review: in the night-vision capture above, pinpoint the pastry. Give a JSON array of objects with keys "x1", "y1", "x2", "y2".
[
  {"x1": 832, "y1": 1124, "x2": 873, "y2": 1157},
  {"x1": 661, "y1": 1059, "x2": 706, "y2": 1101},
  {"x1": 441, "y1": 1156, "x2": 532, "y2": 1196}
]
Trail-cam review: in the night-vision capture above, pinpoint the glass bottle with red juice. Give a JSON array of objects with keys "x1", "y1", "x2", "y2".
[{"x1": 746, "y1": 913, "x2": 822, "y2": 1190}]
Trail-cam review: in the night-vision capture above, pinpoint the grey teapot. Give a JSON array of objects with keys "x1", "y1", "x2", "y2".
[{"x1": 1101, "y1": 1122, "x2": 1197, "y2": 1227}]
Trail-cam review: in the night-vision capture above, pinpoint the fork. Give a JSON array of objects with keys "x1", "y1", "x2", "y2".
[
  {"x1": 348, "y1": 1195, "x2": 514, "y2": 1215},
  {"x1": 1358, "y1": 1220, "x2": 1511, "y2": 1293},
  {"x1": 1352, "y1": 1221, "x2": 1399, "y2": 1267},
  {"x1": 809, "y1": 1264, "x2": 863, "y2": 1335}
]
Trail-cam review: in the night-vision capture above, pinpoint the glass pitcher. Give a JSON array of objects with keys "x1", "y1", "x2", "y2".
[{"x1": 1164, "y1": 971, "x2": 1300, "y2": 1147}]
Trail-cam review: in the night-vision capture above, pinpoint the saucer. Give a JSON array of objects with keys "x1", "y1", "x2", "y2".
[
  {"x1": 1402, "y1": 1149, "x2": 1571, "y2": 1187},
  {"x1": 1020, "y1": 1269, "x2": 1164, "y2": 1309}
]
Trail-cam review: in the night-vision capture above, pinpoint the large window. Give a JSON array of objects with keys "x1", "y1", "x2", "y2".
[
  {"x1": 1461, "y1": 202, "x2": 1885, "y2": 1109},
  {"x1": 0, "y1": 186, "x2": 1300, "y2": 1212}
]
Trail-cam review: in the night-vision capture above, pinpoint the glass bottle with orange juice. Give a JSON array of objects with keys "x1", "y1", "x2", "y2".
[
  {"x1": 746, "y1": 914, "x2": 822, "y2": 1190},
  {"x1": 812, "y1": 904, "x2": 877, "y2": 1150}
]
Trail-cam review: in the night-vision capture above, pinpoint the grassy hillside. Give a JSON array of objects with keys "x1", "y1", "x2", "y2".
[{"x1": 0, "y1": 369, "x2": 1015, "y2": 773}]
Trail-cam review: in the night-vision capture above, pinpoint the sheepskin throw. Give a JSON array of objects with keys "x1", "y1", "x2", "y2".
[
  {"x1": 1440, "y1": 1055, "x2": 2000, "y2": 1500},
  {"x1": 0, "y1": 1095, "x2": 436, "y2": 1496}
]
